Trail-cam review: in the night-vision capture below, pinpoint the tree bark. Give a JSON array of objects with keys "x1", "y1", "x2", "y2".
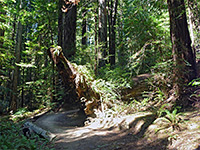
[
  {"x1": 63, "y1": 6, "x2": 77, "y2": 58},
  {"x1": 98, "y1": 0, "x2": 108, "y2": 67},
  {"x1": 23, "y1": 122, "x2": 56, "y2": 141},
  {"x1": 167, "y1": 0, "x2": 196, "y2": 104},
  {"x1": 94, "y1": 1, "x2": 98, "y2": 75},
  {"x1": 108, "y1": 0, "x2": 118, "y2": 66},
  {"x1": 187, "y1": 0, "x2": 200, "y2": 57},
  {"x1": 0, "y1": 2, "x2": 5, "y2": 48},
  {"x1": 58, "y1": 1, "x2": 77, "y2": 58},
  {"x1": 82, "y1": 8, "x2": 87, "y2": 46},
  {"x1": 117, "y1": 6, "x2": 125, "y2": 66},
  {"x1": 58, "y1": 0, "x2": 63, "y2": 48},
  {"x1": 10, "y1": 22, "x2": 23, "y2": 111}
]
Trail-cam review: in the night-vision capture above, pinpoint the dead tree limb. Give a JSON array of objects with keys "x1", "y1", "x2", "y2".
[{"x1": 23, "y1": 122, "x2": 56, "y2": 141}]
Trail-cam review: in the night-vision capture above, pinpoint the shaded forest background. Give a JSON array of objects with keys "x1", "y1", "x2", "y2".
[
  {"x1": 1, "y1": 0, "x2": 200, "y2": 149},
  {"x1": 0, "y1": 0, "x2": 200, "y2": 117}
]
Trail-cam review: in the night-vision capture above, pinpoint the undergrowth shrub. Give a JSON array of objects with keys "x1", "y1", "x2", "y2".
[
  {"x1": 0, "y1": 117, "x2": 53, "y2": 150},
  {"x1": 153, "y1": 107, "x2": 183, "y2": 133}
]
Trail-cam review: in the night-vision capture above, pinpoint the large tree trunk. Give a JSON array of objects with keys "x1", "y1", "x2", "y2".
[
  {"x1": 167, "y1": 0, "x2": 196, "y2": 104},
  {"x1": 48, "y1": 47, "x2": 100, "y2": 116},
  {"x1": 63, "y1": 6, "x2": 77, "y2": 58},
  {"x1": 58, "y1": 1, "x2": 77, "y2": 58},
  {"x1": 187, "y1": 0, "x2": 200, "y2": 60},
  {"x1": 10, "y1": 22, "x2": 23, "y2": 111}
]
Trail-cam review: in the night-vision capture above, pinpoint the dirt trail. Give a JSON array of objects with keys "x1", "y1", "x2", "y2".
[
  {"x1": 34, "y1": 109, "x2": 132, "y2": 150},
  {"x1": 34, "y1": 109, "x2": 200, "y2": 150}
]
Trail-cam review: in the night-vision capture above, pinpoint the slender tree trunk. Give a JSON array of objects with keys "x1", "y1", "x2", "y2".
[
  {"x1": 10, "y1": 22, "x2": 23, "y2": 111},
  {"x1": 0, "y1": 4, "x2": 5, "y2": 103},
  {"x1": 0, "y1": 21, "x2": 5, "y2": 48},
  {"x1": 58, "y1": 0, "x2": 63, "y2": 47},
  {"x1": 108, "y1": 0, "x2": 118, "y2": 66},
  {"x1": 0, "y1": 7, "x2": 5, "y2": 77},
  {"x1": 0, "y1": 3, "x2": 5, "y2": 48},
  {"x1": 167, "y1": 0, "x2": 196, "y2": 104},
  {"x1": 82, "y1": 9, "x2": 87, "y2": 46},
  {"x1": 94, "y1": 1, "x2": 98, "y2": 75},
  {"x1": 117, "y1": 6, "x2": 125, "y2": 66},
  {"x1": 98, "y1": 0, "x2": 108, "y2": 67}
]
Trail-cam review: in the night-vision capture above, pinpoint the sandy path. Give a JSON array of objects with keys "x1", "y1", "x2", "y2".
[
  {"x1": 34, "y1": 109, "x2": 127, "y2": 150},
  {"x1": 34, "y1": 108, "x2": 200, "y2": 150}
]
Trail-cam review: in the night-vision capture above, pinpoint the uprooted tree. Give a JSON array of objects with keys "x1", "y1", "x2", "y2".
[{"x1": 48, "y1": 46, "x2": 100, "y2": 117}]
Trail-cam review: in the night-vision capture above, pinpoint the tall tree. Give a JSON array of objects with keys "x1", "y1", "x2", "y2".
[
  {"x1": 82, "y1": 7, "x2": 87, "y2": 47},
  {"x1": 108, "y1": 0, "x2": 118, "y2": 66},
  {"x1": 94, "y1": 2, "x2": 98, "y2": 74},
  {"x1": 167, "y1": 0, "x2": 196, "y2": 103},
  {"x1": 187, "y1": 0, "x2": 200, "y2": 53},
  {"x1": 98, "y1": 0, "x2": 108, "y2": 67},
  {"x1": 58, "y1": 0, "x2": 63, "y2": 48},
  {"x1": 10, "y1": 21, "x2": 23, "y2": 111},
  {"x1": 0, "y1": 1, "x2": 6, "y2": 49},
  {"x1": 58, "y1": 0, "x2": 77, "y2": 58}
]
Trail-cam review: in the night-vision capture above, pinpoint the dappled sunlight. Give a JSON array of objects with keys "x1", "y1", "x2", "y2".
[
  {"x1": 1, "y1": 0, "x2": 200, "y2": 149},
  {"x1": 57, "y1": 126, "x2": 118, "y2": 143}
]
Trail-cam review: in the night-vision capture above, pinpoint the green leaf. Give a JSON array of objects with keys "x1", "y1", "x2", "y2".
[{"x1": 15, "y1": 63, "x2": 37, "y2": 68}]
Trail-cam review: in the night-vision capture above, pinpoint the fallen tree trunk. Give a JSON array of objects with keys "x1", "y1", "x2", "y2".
[
  {"x1": 23, "y1": 122, "x2": 56, "y2": 141},
  {"x1": 48, "y1": 46, "x2": 100, "y2": 117}
]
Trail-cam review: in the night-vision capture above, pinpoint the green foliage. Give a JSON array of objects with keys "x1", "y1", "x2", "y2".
[
  {"x1": 152, "y1": 103, "x2": 168, "y2": 118},
  {"x1": 157, "y1": 107, "x2": 183, "y2": 131},
  {"x1": 75, "y1": 0, "x2": 98, "y2": 66},
  {"x1": 189, "y1": 79, "x2": 200, "y2": 86},
  {"x1": 164, "y1": 108, "x2": 182, "y2": 128},
  {"x1": 14, "y1": 107, "x2": 28, "y2": 115},
  {"x1": 91, "y1": 79, "x2": 120, "y2": 103},
  {"x1": 98, "y1": 64, "x2": 131, "y2": 88},
  {"x1": 0, "y1": 117, "x2": 53, "y2": 150},
  {"x1": 0, "y1": 0, "x2": 195, "y2": 129},
  {"x1": 154, "y1": 88, "x2": 166, "y2": 102},
  {"x1": 117, "y1": 0, "x2": 171, "y2": 74},
  {"x1": 167, "y1": 133, "x2": 178, "y2": 144}
]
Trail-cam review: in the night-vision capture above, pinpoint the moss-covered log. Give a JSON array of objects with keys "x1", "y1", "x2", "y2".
[{"x1": 48, "y1": 46, "x2": 100, "y2": 116}]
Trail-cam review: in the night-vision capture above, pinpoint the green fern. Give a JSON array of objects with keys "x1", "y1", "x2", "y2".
[{"x1": 163, "y1": 108, "x2": 182, "y2": 130}]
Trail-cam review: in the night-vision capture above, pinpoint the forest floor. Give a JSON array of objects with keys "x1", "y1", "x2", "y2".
[{"x1": 34, "y1": 108, "x2": 200, "y2": 150}]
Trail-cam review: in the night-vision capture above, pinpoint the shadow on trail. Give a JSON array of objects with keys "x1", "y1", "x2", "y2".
[{"x1": 35, "y1": 110, "x2": 170, "y2": 150}]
